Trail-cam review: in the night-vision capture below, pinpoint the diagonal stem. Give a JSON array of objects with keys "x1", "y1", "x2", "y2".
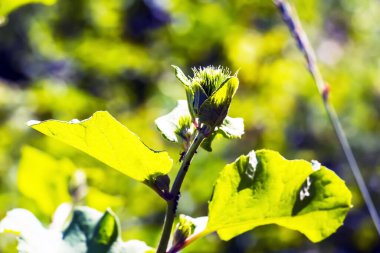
[
  {"x1": 274, "y1": 0, "x2": 380, "y2": 236},
  {"x1": 156, "y1": 130, "x2": 206, "y2": 253}
]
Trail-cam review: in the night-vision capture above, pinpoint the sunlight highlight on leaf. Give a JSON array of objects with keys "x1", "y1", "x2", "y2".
[{"x1": 28, "y1": 111, "x2": 173, "y2": 182}]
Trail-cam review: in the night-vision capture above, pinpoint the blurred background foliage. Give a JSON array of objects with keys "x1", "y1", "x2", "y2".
[{"x1": 0, "y1": 0, "x2": 379, "y2": 252}]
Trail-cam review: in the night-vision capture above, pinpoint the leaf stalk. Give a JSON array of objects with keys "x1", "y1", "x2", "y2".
[{"x1": 156, "y1": 129, "x2": 206, "y2": 253}]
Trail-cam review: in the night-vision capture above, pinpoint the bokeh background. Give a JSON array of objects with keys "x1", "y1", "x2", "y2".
[{"x1": 0, "y1": 0, "x2": 380, "y2": 252}]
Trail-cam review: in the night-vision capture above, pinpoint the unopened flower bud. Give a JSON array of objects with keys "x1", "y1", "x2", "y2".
[{"x1": 172, "y1": 65, "x2": 239, "y2": 130}]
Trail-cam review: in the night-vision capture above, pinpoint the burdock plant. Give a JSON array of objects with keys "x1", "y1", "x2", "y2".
[{"x1": 0, "y1": 65, "x2": 352, "y2": 253}]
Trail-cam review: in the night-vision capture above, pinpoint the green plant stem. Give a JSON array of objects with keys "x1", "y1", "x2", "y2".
[
  {"x1": 156, "y1": 130, "x2": 206, "y2": 253},
  {"x1": 274, "y1": 0, "x2": 380, "y2": 236}
]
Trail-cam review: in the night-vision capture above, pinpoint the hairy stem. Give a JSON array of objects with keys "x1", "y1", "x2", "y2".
[
  {"x1": 274, "y1": 0, "x2": 380, "y2": 236},
  {"x1": 156, "y1": 130, "x2": 206, "y2": 253}
]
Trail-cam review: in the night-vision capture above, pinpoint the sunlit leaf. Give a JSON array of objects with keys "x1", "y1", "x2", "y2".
[
  {"x1": 207, "y1": 150, "x2": 352, "y2": 242},
  {"x1": 28, "y1": 111, "x2": 173, "y2": 182}
]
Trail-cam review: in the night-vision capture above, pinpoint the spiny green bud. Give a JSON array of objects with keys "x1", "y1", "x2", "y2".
[
  {"x1": 172, "y1": 65, "x2": 239, "y2": 130},
  {"x1": 175, "y1": 116, "x2": 193, "y2": 141},
  {"x1": 173, "y1": 214, "x2": 196, "y2": 246}
]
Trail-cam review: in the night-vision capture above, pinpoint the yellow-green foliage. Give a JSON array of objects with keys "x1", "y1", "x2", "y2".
[{"x1": 0, "y1": 0, "x2": 378, "y2": 252}]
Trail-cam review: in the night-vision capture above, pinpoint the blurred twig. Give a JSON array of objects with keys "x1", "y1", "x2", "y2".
[{"x1": 273, "y1": 0, "x2": 380, "y2": 236}]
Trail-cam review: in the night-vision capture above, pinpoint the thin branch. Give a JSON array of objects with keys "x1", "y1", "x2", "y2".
[
  {"x1": 274, "y1": 0, "x2": 380, "y2": 236},
  {"x1": 156, "y1": 130, "x2": 206, "y2": 253}
]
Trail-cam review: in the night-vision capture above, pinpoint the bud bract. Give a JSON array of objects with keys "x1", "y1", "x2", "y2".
[{"x1": 172, "y1": 65, "x2": 239, "y2": 130}]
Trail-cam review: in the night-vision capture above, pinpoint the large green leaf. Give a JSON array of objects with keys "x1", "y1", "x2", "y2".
[
  {"x1": 0, "y1": 0, "x2": 56, "y2": 23},
  {"x1": 207, "y1": 150, "x2": 352, "y2": 242},
  {"x1": 28, "y1": 111, "x2": 173, "y2": 182}
]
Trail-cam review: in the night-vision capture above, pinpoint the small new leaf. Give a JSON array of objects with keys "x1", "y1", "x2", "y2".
[
  {"x1": 201, "y1": 116, "x2": 244, "y2": 152},
  {"x1": 218, "y1": 116, "x2": 244, "y2": 139},
  {"x1": 28, "y1": 111, "x2": 173, "y2": 182},
  {"x1": 155, "y1": 100, "x2": 194, "y2": 143},
  {"x1": 207, "y1": 149, "x2": 352, "y2": 242}
]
